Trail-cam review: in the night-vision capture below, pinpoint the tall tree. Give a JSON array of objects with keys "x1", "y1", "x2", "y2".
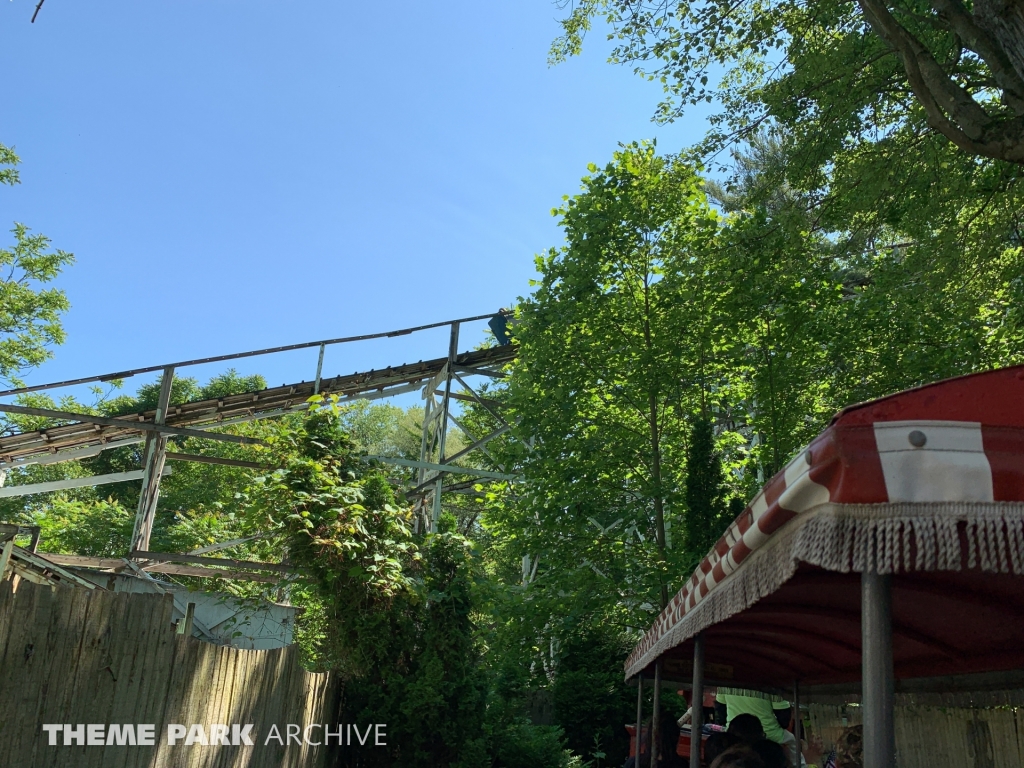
[
  {"x1": 0, "y1": 143, "x2": 74, "y2": 387},
  {"x1": 508, "y1": 142, "x2": 720, "y2": 622},
  {"x1": 683, "y1": 417, "x2": 728, "y2": 566},
  {"x1": 552, "y1": 0, "x2": 1024, "y2": 165}
]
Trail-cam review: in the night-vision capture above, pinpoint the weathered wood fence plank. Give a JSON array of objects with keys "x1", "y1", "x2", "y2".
[{"x1": 0, "y1": 582, "x2": 337, "y2": 768}]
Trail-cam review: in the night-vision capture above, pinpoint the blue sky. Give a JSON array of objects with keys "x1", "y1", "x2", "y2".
[{"x1": 0, "y1": 0, "x2": 710, "y2": 401}]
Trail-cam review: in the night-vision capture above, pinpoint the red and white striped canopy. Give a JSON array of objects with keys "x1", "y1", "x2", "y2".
[{"x1": 625, "y1": 366, "x2": 1024, "y2": 692}]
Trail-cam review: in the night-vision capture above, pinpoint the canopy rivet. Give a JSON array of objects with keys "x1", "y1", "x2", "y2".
[{"x1": 908, "y1": 430, "x2": 927, "y2": 448}]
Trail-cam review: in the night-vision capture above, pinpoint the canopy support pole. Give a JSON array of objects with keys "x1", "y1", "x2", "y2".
[
  {"x1": 862, "y1": 571, "x2": 895, "y2": 768},
  {"x1": 793, "y1": 679, "x2": 801, "y2": 768},
  {"x1": 651, "y1": 661, "x2": 662, "y2": 763},
  {"x1": 635, "y1": 673, "x2": 644, "y2": 765},
  {"x1": 691, "y1": 633, "x2": 705, "y2": 767}
]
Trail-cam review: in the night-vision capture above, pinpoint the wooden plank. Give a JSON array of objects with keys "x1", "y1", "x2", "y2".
[
  {"x1": 0, "y1": 582, "x2": 340, "y2": 768},
  {"x1": 151, "y1": 633, "x2": 192, "y2": 766},
  {"x1": 37, "y1": 552, "x2": 284, "y2": 582},
  {"x1": 12, "y1": 548, "x2": 105, "y2": 589},
  {"x1": 131, "y1": 367, "x2": 175, "y2": 555},
  {"x1": 1, "y1": 581, "x2": 50, "y2": 768},
  {"x1": 28, "y1": 584, "x2": 82, "y2": 768},
  {"x1": 130, "y1": 551, "x2": 295, "y2": 574},
  {"x1": 165, "y1": 452, "x2": 268, "y2": 470},
  {"x1": 0, "y1": 538, "x2": 13, "y2": 580},
  {"x1": 213, "y1": 645, "x2": 238, "y2": 766},
  {"x1": 133, "y1": 594, "x2": 177, "y2": 768},
  {"x1": 452, "y1": 363, "x2": 508, "y2": 378},
  {"x1": 14, "y1": 583, "x2": 61, "y2": 767},
  {"x1": 45, "y1": 586, "x2": 92, "y2": 768},
  {"x1": 188, "y1": 532, "x2": 270, "y2": 556},
  {"x1": 65, "y1": 589, "x2": 118, "y2": 768},
  {"x1": 231, "y1": 648, "x2": 259, "y2": 767},
  {"x1": 0, "y1": 469, "x2": 154, "y2": 499},
  {"x1": 99, "y1": 590, "x2": 143, "y2": 768},
  {"x1": 145, "y1": 563, "x2": 282, "y2": 583},
  {"x1": 364, "y1": 455, "x2": 518, "y2": 481},
  {"x1": 0, "y1": 402, "x2": 266, "y2": 446},
  {"x1": 81, "y1": 589, "x2": 131, "y2": 768},
  {"x1": 35, "y1": 553, "x2": 127, "y2": 570},
  {"x1": 432, "y1": 389, "x2": 502, "y2": 407}
]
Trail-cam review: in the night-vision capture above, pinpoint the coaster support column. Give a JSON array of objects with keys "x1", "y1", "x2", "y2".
[
  {"x1": 431, "y1": 322, "x2": 458, "y2": 532},
  {"x1": 131, "y1": 366, "x2": 174, "y2": 554}
]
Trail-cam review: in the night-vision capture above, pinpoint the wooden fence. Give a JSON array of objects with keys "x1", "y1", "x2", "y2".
[
  {"x1": 0, "y1": 580, "x2": 339, "y2": 768},
  {"x1": 809, "y1": 702, "x2": 1024, "y2": 768}
]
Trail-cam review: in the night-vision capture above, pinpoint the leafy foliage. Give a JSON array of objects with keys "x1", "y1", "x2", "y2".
[
  {"x1": 31, "y1": 497, "x2": 134, "y2": 557},
  {"x1": 0, "y1": 143, "x2": 74, "y2": 387},
  {"x1": 552, "y1": 0, "x2": 1024, "y2": 164},
  {"x1": 507, "y1": 142, "x2": 721, "y2": 631},
  {"x1": 684, "y1": 417, "x2": 729, "y2": 568}
]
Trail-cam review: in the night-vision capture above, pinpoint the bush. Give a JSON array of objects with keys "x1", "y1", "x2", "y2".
[
  {"x1": 551, "y1": 631, "x2": 636, "y2": 767},
  {"x1": 493, "y1": 722, "x2": 575, "y2": 768}
]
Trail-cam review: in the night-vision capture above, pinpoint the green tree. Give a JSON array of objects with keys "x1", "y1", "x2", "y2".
[
  {"x1": 553, "y1": 0, "x2": 1024, "y2": 165},
  {"x1": 683, "y1": 417, "x2": 729, "y2": 567},
  {"x1": 508, "y1": 142, "x2": 721, "y2": 622},
  {"x1": 0, "y1": 144, "x2": 74, "y2": 387}
]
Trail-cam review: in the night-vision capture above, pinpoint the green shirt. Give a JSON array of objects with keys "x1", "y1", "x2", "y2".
[{"x1": 716, "y1": 692, "x2": 790, "y2": 744}]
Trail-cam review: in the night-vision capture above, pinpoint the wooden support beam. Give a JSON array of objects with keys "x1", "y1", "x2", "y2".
[
  {"x1": 12, "y1": 548, "x2": 104, "y2": 589},
  {"x1": 0, "y1": 538, "x2": 14, "y2": 581},
  {"x1": 452, "y1": 363, "x2": 507, "y2": 379},
  {"x1": 39, "y1": 551, "x2": 285, "y2": 583},
  {"x1": 0, "y1": 313, "x2": 510, "y2": 399},
  {"x1": 431, "y1": 390, "x2": 503, "y2": 408},
  {"x1": 364, "y1": 455, "x2": 518, "y2": 481},
  {"x1": 404, "y1": 477, "x2": 486, "y2": 499},
  {"x1": 188, "y1": 533, "x2": 270, "y2": 555},
  {"x1": 0, "y1": 402, "x2": 266, "y2": 446},
  {"x1": 165, "y1": 452, "x2": 268, "y2": 470},
  {"x1": 433, "y1": 324, "x2": 459, "y2": 532},
  {"x1": 0, "y1": 523, "x2": 39, "y2": 539},
  {"x1": 132, "y1": 366, "x2": 175, "y2": 554},
  {"x1": 437, "y1": 424, "x2": 510, "y2": 466},
  {"x1": 450, "y1": 370, "x2": 510, "y2": 426},
  {"x1": 0, "y1": 468, "x2": 170, "y2": 499},
  {"x1": 128, "y1": 550, "x2": 295, "y2": 573},
  {"x1": 146, "y1": 562, "x2": 281, "y2": 583},
  {"x1": 38, "y1": 553, "x2": 127, "y2": 569}
]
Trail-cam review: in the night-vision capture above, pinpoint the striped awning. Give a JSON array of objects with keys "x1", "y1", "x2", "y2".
[{"x1": 625, "y1": 366, "x2": 1024, "y2": 687}]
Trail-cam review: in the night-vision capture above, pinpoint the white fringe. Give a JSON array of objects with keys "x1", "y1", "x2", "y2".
[{"x1": 626, "y1": 502, "x2": 1024, "y2": 679}]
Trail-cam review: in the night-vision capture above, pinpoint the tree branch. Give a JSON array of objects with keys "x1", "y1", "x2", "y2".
[{"x1": 857, "y1": 0, "x2": 1024, "y2": 163}]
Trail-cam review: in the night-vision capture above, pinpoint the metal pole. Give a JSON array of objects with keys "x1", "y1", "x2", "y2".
[
  {"x1": 862, "y1": 571, "x2": 895, "y2": 768},
  {"x1": 651, "y1": 661, "x2": 662, "y2": 764},
  {"x1": 691, "y1": 633, "x2": 705, "y2": 768},
  {"x1": 793, "y1": 679, "x2": 801, "y2": 768},
  {"x1": 635, "y1": 674, "x2": 644, "y2": 766}
]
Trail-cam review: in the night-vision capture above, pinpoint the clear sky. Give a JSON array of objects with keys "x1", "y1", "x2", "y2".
[{"x1": 0, "y1": 0, "x2": 710, "y2": 400}]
